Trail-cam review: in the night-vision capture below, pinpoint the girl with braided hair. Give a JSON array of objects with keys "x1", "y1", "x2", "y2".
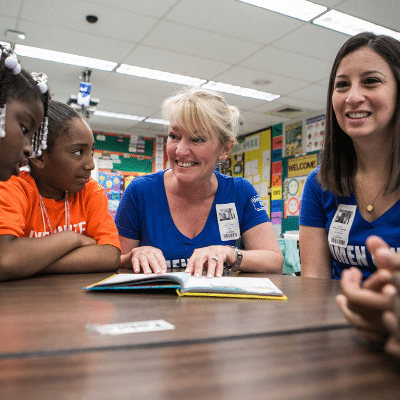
[
  {"x1": 0, "y1": 100, "x2": 121, "y2": 281},
  {"x1": 0, "y1": 45, "x2": 49, "y2": 181}
]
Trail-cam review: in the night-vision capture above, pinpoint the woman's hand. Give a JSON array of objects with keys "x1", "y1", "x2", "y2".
[
  {"x1": 122, "y1": 246, "x2": 168, "y2": 274},
  {"x1": 383, "y1": 272, "x2": 400, "y2": 358},
  {"x1": 336, "y1": 267, "x2": 394, "y2": 344},
  {"x1": 185, "y1": 245, "x2": 236, "y2": 278}
]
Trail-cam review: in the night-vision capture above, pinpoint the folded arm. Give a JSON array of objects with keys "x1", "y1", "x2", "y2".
[{"x1": 0, "y1": 231, "x2": 96, "y2": 281}]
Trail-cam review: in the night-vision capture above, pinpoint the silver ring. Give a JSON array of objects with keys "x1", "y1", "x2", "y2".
[{"x1": 209, "y1": 256, "x2": 218, "y2": 261}]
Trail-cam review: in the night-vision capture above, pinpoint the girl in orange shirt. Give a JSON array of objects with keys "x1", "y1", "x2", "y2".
[{"x1": 0, "y1": 100, "x2": 121, "y2": 281}]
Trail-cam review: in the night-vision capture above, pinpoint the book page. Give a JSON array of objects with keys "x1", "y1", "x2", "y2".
[
  {"x1": 87, "y1": 272, "x2": 191, "y2": 288},
  {"x1": 183, "y1": 276, "x2": 283, "y2": 296}
]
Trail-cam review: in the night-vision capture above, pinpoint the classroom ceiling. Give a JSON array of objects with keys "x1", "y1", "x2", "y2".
[{"x1": 1, "y1": 0, "x2": 399, "y2": 138}]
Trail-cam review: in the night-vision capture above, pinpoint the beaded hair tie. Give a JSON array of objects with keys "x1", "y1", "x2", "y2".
[
  {"x1": 0, "y1": 47, "x2": 22, "y2": 140},
  {"x1": 29, "y1": 72, "x2": 49, "y2": 157},
  {"x1": 0, "y1": 47, "x2": 49, "y2": 155}
]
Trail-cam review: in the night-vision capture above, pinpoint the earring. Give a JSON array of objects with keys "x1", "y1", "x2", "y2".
[{"x1": 0, "y1": 105, "x2": 6, "y2": 140}]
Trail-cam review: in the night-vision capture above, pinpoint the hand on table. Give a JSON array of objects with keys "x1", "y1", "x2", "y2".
[
  {"x1": 185, "y1": 245, "x2": 236, "y2": 278},
  {"x1": 121, "y1": 246, "x2": 167, "y2": 274},
  {"x1": 336, "y1": 267, "x2": 395, "y2": 344}
]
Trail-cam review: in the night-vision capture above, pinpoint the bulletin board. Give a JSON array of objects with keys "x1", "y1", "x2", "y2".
[
  {"x1": 242, "y1": 129, "x2": 272, "y2": 216},
  {"x1": 93, "y1": 132, "x2": 154, "y2": 174},
  {"x1": 281, "y1": 152, "x2": 319, "y2": 233}
]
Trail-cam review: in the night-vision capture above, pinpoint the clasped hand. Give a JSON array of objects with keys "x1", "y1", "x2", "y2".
[
  {"x1": 123, "y1": 245, "x2": 236, "y2": 278},
  {"x1": 336, "y1": 236, "x2": 400, "y2": 354}
]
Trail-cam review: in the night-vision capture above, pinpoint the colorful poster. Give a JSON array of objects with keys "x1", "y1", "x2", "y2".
[
  {"x1": 283, "y1": 176, "x2": 307, "y2": 218},
  {"x1": 287, "y1": 153, "x2": 318, "y2": 178},
  {"x1": 306, "y1": 114, "x2": 325, "y2": 153},
  {"x1": 98, "y1": 170, "x2": 121, "y2": 201},
  {"x1": 272, "y1": 135, "x2": 283, "y2": 150},
  {"x1": 285, "y1": 121, "x2": 302, "y2": 157}
]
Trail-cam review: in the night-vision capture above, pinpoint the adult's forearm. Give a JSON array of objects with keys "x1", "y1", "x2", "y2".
[{"x1": 239, "y1": 250, "x2": 283, "y2": 274}]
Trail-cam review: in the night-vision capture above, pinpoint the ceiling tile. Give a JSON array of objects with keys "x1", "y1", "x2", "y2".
[
  {"x1": 240, "y1": 47, "x2": 332, "y2": 82},
  {"x1": 165, "y1": 0, "x2": 304, "y2": 45},
  {"x1": 142, "y1": 20, "x2": 263, "y2": 64},
  {"x1": 123, "y1": 45, "x2": 231, "y2": 79},
  {"x1": 21, "y1": 0, "x2": 158, "y2": 43}
]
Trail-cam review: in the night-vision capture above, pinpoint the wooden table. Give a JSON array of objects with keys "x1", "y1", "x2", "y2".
[{"x1": 1, "y1": 273, "x2": 399, "y2": 399}]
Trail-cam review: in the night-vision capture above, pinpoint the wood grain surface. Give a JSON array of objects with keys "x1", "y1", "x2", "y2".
[{"x1": 0, "y1": 273, "x2": 347, "y2": 356}]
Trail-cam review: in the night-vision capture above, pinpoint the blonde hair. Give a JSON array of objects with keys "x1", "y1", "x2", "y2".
[{"x1": 161, "y1": 87, "x2": 240, "y2": 144}]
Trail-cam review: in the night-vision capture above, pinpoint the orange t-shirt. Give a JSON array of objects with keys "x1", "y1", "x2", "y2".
[{"x1": 0, "y1": 172, "x2": 121, "y2": 250}]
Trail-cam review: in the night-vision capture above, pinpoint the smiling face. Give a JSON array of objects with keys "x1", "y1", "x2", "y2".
[
  {"x1": 0, "y1": 97, "x2": 44, "y2": 181},
  {"x1": 166, "y1": 118, "x2": 233, "y2": 185},
  {"x1": 332, "y1": 47, "x2": 398, "y2": 142},
  {"x1": 35, "y1": 117, "x2": 95, "y2": 199}
]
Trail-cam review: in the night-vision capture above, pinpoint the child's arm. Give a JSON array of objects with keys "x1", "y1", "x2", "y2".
[
  {"x1": 42, "y1": 243, "x2": 120, "y2": 273},
  {"x1": 0, "y1": 231, "x2": 96, "y2": 281}
]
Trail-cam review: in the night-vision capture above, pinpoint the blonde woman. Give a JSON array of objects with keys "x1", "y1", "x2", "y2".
[{"x1": 117, "y1": 87, "x2": 283, "y2": 278}]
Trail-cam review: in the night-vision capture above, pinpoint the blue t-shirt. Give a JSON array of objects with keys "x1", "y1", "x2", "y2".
[
  {"x1": 115, "y1": 170, "x2": 269, "y2": 269},
  {"x1": 300, "y1": 166, "x2": 400, "y2": 280}
]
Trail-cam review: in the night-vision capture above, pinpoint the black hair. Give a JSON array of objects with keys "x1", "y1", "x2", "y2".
[
  {"x1": 320, "y1": 32, "x2": 400, "y2": 196},
  {"x1": 0, "y1": 45, "x2": 50, "y2": 153},
  {"x1": 46, "y1": 100, "x2": 83, "y2": 152}
]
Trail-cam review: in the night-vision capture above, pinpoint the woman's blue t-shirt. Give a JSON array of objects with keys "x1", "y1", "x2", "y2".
[
  {"x1": 300, "y1": 166, "x2": 400, "y2": 279},
  {"x1": 115, "y1": 170, "x2": 270, "y2": 269}
]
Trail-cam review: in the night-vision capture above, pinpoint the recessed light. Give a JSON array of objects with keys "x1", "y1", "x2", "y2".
[{"x1": 252, "y1": 79, "x2": 271, "y2": 86}]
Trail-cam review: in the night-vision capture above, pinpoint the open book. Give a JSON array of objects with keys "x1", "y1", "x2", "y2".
[{"x1": 84, "y1": 272, "x2": 287, "y2": 300}]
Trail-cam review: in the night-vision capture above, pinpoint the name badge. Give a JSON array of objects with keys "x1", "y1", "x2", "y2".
[
  {"x1": 216, "y1": 203, "x2": 240, "y2": 241},
  {"x1": 328, "y1": 204, "x2": 357, "y2": 248}
]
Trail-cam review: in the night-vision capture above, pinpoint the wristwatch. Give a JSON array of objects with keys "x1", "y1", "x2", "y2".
[{"x1": 226, "y1": 246, "x2": 243, "y2": 272}]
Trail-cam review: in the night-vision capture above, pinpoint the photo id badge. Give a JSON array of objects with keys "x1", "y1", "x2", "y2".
[
  {"x1": 328, "y1": 204, "x2": 357, "y2": 248},
  {"x1": 216, "y1": 203, "x2": 240, "y2": 241}
]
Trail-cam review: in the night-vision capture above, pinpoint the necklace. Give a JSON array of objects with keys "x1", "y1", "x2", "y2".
[
  {"x1": 356, "y1": 175, "x2": 383, "y2": 212},
  {"x1": 39, "y1": 192, "x2": 70, "y2": 234}
]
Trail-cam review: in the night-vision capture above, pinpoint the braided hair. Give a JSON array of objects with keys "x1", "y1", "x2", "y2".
[
  {"x1": 0, "y1": 45, "x2": 50, "y2": 155},
  {"x1": 46, "y1": 100, "x2": 83, "y2": 153}
]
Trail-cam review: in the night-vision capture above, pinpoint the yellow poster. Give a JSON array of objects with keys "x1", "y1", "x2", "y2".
[
  {"x1": 288, "y1": 153, "x2": 318, "y2": 178},
  {"x1": 271, "y1": 186, "x2": 282, "y2": 200},
  {"x1": 243, "y1": 129, "x2": 272, "y2": 215}
]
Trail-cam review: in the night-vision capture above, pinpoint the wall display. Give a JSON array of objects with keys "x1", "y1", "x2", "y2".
[
  {"x1": 284, "y1": 121, "x2": 302, "y2": 157},
  {"x1": 306, "y1": 114, "x2": 325, "y2": 153},
  {"x1": 221, "y1": 153, "x2": 243, "y2": 177},
  {"x1": 287, "y1": 153, "x2": 318, "y2": 178},
  {"x1": 155, "y1": 135, "x2": 165, "y2": 172},
  {"x1": 242, "y1": 130, "x2": 271, "y2": 217},
  {"x1": 283, "y1": 176, "x2": 307, "y2": 218},
  {"x1": 98, "y1": 171, "x2": 121, "y2": 201}
]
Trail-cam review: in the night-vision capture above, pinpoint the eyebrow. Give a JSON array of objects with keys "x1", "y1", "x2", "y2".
[
  {"x1": 69, "y1": 142, "x2": 93, "y2": 147},
  {"x1": 335, "y1": 70, "x2": 386, "y2": 78}
]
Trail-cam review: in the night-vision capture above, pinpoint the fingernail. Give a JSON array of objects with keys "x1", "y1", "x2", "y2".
[
  {"x1": 207, "y1": 273, "x2": 212, "y2": 278},
  {"x1": 195, "y1": 273, "x2": 200, "y2": 278}
]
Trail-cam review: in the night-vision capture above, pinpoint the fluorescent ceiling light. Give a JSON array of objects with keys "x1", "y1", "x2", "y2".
[
  {"x1": 202, "y1": 81, "x2": 280, "y2": 101},
  {"x1": 237, "y1": 0, "x2": 327, "y2": 22},
  {"x1": 116, "y1": 64, "x2": 207, "y2": 86},
  {"x1": 14, "y1": 44, "x2": 117, "y2": 71},
  {"x1": 144, "y1": 118, "x2": 170, "y2": 125},
  {"x1": 94, "y1": 110, "x2": 145, "y2": 121},
  {"x1": 313, "y1": 10, "x2": 400, "y2": 41}
]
